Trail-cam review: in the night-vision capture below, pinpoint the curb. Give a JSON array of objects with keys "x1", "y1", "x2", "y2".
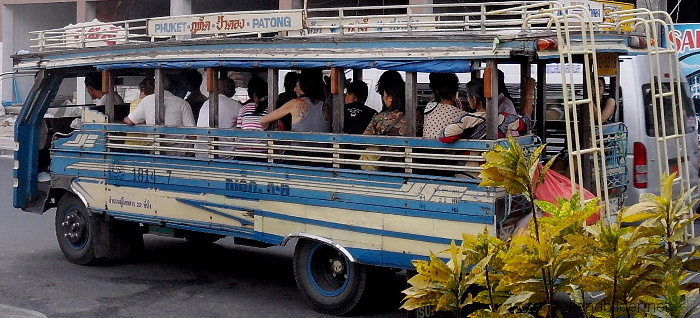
[
  {"x1": 0, "y1": 304, "x2": 48, "y2": 318},
  {"x1": 0, "y1": 146, "x2": 13, "y2": 157}
]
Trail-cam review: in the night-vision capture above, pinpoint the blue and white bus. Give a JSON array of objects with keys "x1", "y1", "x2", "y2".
[{"x1": 11, "y1": 2, "x2": 695, "y2": 315}]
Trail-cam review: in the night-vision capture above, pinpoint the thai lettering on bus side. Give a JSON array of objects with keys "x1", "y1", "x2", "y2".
[
  {"x1": 226, "y1": 179, "x2": 290, "y2": 196},
  {"x1": 108, "y1": 196, "x2": 152, "y2": 209}
]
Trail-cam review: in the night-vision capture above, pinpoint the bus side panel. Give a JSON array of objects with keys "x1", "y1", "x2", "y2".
[{"x1": 52, "y1": 136, "x2": 498, "y2": 269}]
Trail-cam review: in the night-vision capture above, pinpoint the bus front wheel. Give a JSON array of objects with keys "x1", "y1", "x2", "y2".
[
  {"x1": 293, "y1": 240, "x2": 367, "y2": 315},
  {"x1": 55, "y1": 193, "x2": 97, "y2": 265}
]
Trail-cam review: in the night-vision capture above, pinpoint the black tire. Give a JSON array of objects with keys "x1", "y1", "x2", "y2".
[
  {"x1": 293, "y1": 240, "x2": 367, "y2": 315},
  {"x1": 55, "y1": 193, "x2": 97, "y2": 265}
]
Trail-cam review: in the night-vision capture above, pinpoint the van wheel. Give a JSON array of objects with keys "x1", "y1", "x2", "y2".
[
  {"x1": 55, "y1": 193, "x2": 97, "y2": 265},
  {"x1": 293, "y1": 240, "x2": 367, "y2": 315}
]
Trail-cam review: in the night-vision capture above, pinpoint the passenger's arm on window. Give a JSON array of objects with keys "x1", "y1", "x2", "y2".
[{"x1": 261, "y1": 99, "x2": 296, "y2": 129}]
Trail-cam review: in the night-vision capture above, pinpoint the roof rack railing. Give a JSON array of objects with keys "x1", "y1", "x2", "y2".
[{"x1": 28, "y1": 1, "x2": 640, "y2": 52}]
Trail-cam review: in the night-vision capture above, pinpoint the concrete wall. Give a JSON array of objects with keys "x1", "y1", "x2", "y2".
[{"x1": 1, "y1": 2, "x2": 75, "y2": 104}]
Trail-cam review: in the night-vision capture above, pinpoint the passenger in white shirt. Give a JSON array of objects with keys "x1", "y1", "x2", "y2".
[
  {"x1": 124, "y1": 77, "x2": 195, "y2": 127},
  {"x1": 195, "y1": 77, "x2": 242, "y2": 158},
  {"x1": 123, "y1": 76, "x2": 195, "y2": 156},
  {"x1": 196, "y1": 77, "x2": 242, "y2": 129}
]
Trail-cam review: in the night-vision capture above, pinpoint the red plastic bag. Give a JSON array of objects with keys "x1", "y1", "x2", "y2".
[{"x1": 533, "y1": 164, "x2": 601, "y2": 225}]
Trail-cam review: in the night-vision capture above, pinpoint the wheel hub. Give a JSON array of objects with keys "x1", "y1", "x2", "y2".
[
  {"x1": 61, "y1": 210, "x2": 87, "y2": 244},
  {"x1": 330, "y1": 258, "x2": 345, "y2": 277}
]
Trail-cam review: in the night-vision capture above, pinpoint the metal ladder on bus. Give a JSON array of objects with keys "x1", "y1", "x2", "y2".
[{"x1": 614, "y1": 8, "x2": 695, "y2": 236}]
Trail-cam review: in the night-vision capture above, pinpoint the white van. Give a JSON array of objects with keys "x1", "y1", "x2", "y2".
[{"x1": 619, "y1": 55, "x2": 699, "y2": 205}]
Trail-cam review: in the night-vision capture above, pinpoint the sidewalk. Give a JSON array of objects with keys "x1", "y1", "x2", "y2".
[
  {"x1": 0, "y1": 113, "x2": 16, "y2": 157},
  {"x1": 0, "y1": 304, "x2": 47, "y2": 318}
]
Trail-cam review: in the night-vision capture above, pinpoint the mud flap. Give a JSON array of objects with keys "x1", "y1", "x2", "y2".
[{"x1": 90, "y1": 215, "x2": 144, "y2": 260}]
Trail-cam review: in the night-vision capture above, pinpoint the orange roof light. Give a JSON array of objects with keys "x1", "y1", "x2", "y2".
[{"x1": 536, "y1": 38, "x2": 557, "y2": 50}]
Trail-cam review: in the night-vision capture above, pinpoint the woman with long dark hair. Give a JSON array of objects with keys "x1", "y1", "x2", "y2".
[
  {"x1": 363, "y1": 71, "x2": 410, "y2": 136},
  {"x1": 261, "y1": 69, "x2": 330, "y2": 132}
]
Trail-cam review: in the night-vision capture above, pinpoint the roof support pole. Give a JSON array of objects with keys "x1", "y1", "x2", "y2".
[
  {"x1": 485, "y1": 60, "x2": 498, "y2": 140},
  {"x1": 535, "y1": 61, "x2": 547, "y2": 144},
  {"x1": 207, "y1": 68, "x2": 219, "y2": 128},
  {"x1": 103, "y1": 70, "x2": 114, "y2": 123},
  {"x1": 352, "y1": 69, "x2": 362, "y2": 81},
  {"x1": 154, "y1": 68, "x2": 165, "y2": 126},
  {"x1": 331, "y1": 67, "x2": 345, "y2": 134},
  {"x1": 268, "y1": 68, "x2": 279, "y2": 114},
  {"x1": 405, "y1": 71, "x2": 417, "y2": 137}
]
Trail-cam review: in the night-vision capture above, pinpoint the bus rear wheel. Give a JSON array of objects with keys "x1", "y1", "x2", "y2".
[
  {"x1": 293, "y1": 240, "x2": 367, "y2": 315},
  {"x1": 55, "y1": 193, "x2": 97, "y2": 265}
]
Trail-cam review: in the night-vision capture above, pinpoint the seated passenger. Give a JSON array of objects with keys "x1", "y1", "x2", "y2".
[
  {"x1": 192, "y1": 77, "x2": 242, "y2": 158},
  {"x1": 261, "y1": 71, "x2": 331, "y2": 133},
  {"x1": 85, "y1": 72, "x2": 124, "y2": 106},
  {"x1": 125, "y1": 77, "x2": 155, "y2": 147},
  {"x1": 184, "y1": 69, "x2": 208, "y2": 121},
  {"x1": 364, "y1": 78, "x2": 408, "y2": 136},
  {"x1": 196, "y1": 77, "x2": 242, "y2": 129},
  {"x1": 497, "y1": 69, "x2": 517, "y2": 115},
  {"x1": 70, "y1": 72, "x2": 125, "y2": 129},
  {"x1": 343, "y1": 80, "x2": 377, "y2": 134},
  {"x1": 123, "y1": 76, "x2": 195, "y2": 156},
  {"x1": 423, "y1": 73, "x2": 467, "y2": 138},
  {"x1": 236, "y1": 76, "x2": 269, "y2": 154},
  {"x1": 237, "y1": 76, "x2": 269, "y2": 131},
  {"x1": 439, "y1": 78, "x2": 531, "y2": 142},
  {"x1": 275, "y1": 72, "x2": 299, "y2": 131},
  {"x1": 124, "y1": 76, "x2": 195, "y2": 127},
  {"x1": 597, "y1": 77, "x2": 617, "y2": 124}
]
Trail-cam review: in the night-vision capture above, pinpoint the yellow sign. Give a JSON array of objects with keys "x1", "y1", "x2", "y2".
[
  {"x1": 597, "y1": 53, "x2": 619, "y2": 76},
  {"x1": 595, "y1": 0, "x2": 635, "y2": 32}
]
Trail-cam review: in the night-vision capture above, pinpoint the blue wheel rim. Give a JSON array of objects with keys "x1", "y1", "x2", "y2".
[{"x1": 306, "y1": 243, "x2": 351, "y2": 297}]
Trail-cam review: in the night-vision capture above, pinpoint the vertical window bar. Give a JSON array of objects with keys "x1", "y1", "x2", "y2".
[
  {"x1": 405, "y1": 71, "x2": 417, "y2": 137},
  {"x1": 154, "y1": 68, "x2": 165, "y2": 126}
]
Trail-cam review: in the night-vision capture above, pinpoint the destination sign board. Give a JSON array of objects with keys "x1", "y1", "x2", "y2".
[{"x1": 147, "y1": 11, "x2": 304, "y2": 36}]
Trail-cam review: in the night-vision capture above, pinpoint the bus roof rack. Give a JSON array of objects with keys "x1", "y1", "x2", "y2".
[{"x1": 28, "y1": 1, "x2": 641, "y2": 52}]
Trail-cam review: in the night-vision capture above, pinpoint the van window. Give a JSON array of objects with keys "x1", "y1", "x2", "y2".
[{"x1": 643, "y1": 83, "x2": 693, "y2": 136}]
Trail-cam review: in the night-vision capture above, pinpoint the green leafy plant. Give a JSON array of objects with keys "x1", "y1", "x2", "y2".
[
  {"x1": 614, "y1": 173, "x2": 700, "y2": 318},
  {"x1": 403, "y1": 139, "x2": 700, "y2": 318},
  {"x1": 498, "y1": 194, "x2": 599, "y2": 317},
  {"x1": 402, "y1": 228, "x2": 510, "y2": 317}
]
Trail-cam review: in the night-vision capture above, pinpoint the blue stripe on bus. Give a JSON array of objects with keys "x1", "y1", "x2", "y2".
[
  {"x1": 95, "y1": 178, "x2": 494, "y2": 224},
  {"x1": 347, "y1": 247, "x2": 431, "y2": 269},
  {"x1": 175, "y1": 198, "x2": 254, "y2": 226},
  {"x1": 97, "y1": 209, "x2": 256, "y2": 238},
  {"x1": 57, "y1": 160, "x2": 496, "y2": 224},
  {"x1": 88, "y1": 210, "x2": 448, "y2": 269},
  {"x1": 257, "y1": 210, "x2": 455, "y2": 246},
  {"x1": 55, "y1": 151, "x2": 486, "y2": 190}
]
